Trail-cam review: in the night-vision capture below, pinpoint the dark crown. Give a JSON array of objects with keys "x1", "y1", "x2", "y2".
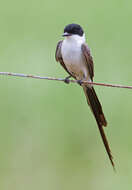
[{"x1": 64, "y1": 24, "x2": 84, "y2": 36}]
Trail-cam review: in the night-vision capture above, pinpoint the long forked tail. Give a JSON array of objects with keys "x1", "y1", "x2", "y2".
[{"x1": 83, "y1": 86, "x2": 115, "y2": 169}]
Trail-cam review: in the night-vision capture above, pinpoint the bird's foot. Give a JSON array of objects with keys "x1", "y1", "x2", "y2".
[
  {"x1": 64, "y1": 76, "x2": 71, "y2": 84},
  {"x1": 77, "y1": 80, "x2": 83, "y2": 86}
]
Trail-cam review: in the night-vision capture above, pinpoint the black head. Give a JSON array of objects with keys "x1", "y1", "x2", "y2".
[{"x1": 63, "y1": 23, "x2": 84, "y2": 37}]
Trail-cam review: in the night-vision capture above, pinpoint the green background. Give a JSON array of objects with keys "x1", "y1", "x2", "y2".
[{"x1": 0, "y1": 0, "x2": 132, "y2": 189}]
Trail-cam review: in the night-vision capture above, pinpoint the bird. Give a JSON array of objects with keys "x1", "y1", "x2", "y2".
[{"x1": 55, "y1": 23, "x2": 114, "y2": 169}]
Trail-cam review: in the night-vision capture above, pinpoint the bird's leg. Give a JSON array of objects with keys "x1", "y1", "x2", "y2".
[
  {"x1": 77, "y1": 80, "x2": 83, "y2": 86},
  {"x1": 64, "y1": 75, "x2": 72, "y2": 84}
]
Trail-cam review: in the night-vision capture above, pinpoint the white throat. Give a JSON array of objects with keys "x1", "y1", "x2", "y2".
[{"x1": 64, "y1": 33, "x2": 86, "y2": 44}]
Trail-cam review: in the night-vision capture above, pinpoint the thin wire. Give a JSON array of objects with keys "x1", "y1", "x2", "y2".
[{"x1": 0, "y1": 72, "x2": 132, "y2": 89}]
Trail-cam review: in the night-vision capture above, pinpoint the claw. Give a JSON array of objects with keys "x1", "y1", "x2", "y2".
[
  {"x1": 64, "y1": 78, "x2": 70, "y2": 84},
  {"x1": 64, "y1": 76, "x2": 71, "y2": 84},
  {"x1": 77, "y1": 80, "x2": 83, "y2": 86}
]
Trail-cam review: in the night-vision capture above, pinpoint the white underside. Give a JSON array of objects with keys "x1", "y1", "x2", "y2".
[{"x1": 61, "y1": 34, "x2": 90, "y2": 81}]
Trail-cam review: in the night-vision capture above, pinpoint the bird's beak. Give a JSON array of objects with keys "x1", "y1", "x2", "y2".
[{"x1": 62, "y1": 32, "x2": 71, "y2": 37}]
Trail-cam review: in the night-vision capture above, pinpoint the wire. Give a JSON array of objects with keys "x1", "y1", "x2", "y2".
[{"x1": 0, "y1": 72, "x2": 132, "y2": 89}]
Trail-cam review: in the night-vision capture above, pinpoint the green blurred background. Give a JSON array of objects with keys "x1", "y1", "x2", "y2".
[{"x1": 0, "y1": 0, "x2": 132, "y2": 189}]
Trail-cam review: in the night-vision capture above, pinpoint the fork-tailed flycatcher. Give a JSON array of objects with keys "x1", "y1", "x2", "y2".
[{"x1": 55, "y1": 23, "x2": 114, "y2": 169}]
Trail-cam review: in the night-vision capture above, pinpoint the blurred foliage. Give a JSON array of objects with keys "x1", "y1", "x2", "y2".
[{"x1": 0, "y1": 0, "x2": 132, "y2": 189}]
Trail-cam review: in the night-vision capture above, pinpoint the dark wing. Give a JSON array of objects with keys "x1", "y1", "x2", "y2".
[
  {"x1": 55, "y1": 40, "x2": 74, "y2": 77},
  {"x1": 82, "y1": 44, "x2": 115, "y2": 169},
  {"x1": 81, "y1": 43, "x2": 94, "y2": 81}
]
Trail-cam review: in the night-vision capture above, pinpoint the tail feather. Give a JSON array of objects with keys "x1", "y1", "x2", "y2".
[{"x1": 83, "y1": 86, "x2": 115, "y2": 169}]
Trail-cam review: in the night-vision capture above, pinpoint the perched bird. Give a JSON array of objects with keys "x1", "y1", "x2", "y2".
[{"x1": 55, "y1": 23, "x2": 114, "y2": 169}]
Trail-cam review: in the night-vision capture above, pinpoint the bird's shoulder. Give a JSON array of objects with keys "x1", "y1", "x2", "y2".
[
  {"x1": 55, "y1": 40, "x2": 63, "y2": 62},
  {"x1": 81, "y1": 43, "x2": 94, "y2": 80},
  {"x1": 81, "y1": 43, "x2": 92, "y2": 58}
]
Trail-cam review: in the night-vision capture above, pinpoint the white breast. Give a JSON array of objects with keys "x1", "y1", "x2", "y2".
[{"x1": 61, "y1": 34, "x2": 89, "y2": 80}]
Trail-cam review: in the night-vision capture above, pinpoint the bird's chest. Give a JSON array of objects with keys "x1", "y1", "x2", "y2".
[{"x1": 61, "y1": 41, "x2": 86, "y2": 78}]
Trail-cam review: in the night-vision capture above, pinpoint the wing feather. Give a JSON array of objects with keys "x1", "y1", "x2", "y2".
[
  {"x1": 81, "y1": 43, "x2": 94, "y2": 81},
  {"x1": 55, "y1": 40, "x2": 73, "y2": 76}
]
